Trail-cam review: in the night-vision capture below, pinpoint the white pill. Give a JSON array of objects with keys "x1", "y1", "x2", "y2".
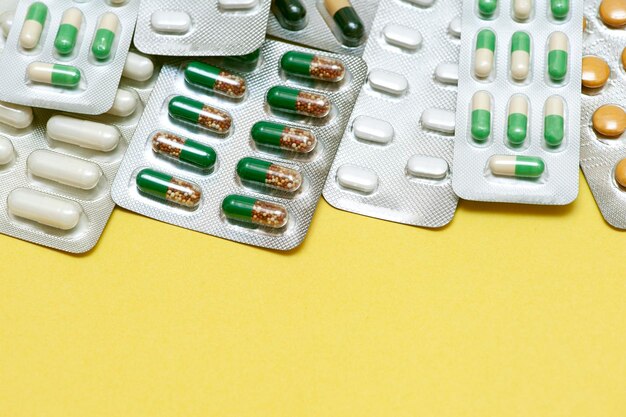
[
  {"x1": 47, "y1": 115, "x2": 120, "y2": 152},
  {"x1": 0, "y1": 11, "x2": 14, "y2": 38},
  {"x1": 8, "y1": 188, "x2": 82, "y2": 230},
  {"x1": 0, "y1": 136, "x2": 14, "y2": 165},
  {"x1": 106, "y1": 88, "x2": 138, "y2": 117},
  {"x1": 0, "y1": 101, "x2": 33, "y2": 129},
  {"x1": 513, "y1": 0, "x2": 532, "y2": 20},
  {"x1": 150, "y1": 10, "x2": 191, "y2": 34},
  {"x1": 421, "y1": 108, "x2": 456, "y2": 134},
  {"x1": 403, "y1": 0, "x2": 435, "y2": 6},
  {"x1": 406, "y1": 155, "x2": 449, "y2": 180},
  {"x1": 383, "y1": 23, "x2": 422, "y2": 50},
  {"x1": 435, "y1": 62, "x2": 459, "y2": 85},
  {"x1": 123, "y1": 51, "x2": 155, "y2": 82},
  {"x1": 28, "y1": 149, "x2": 102, "y2": 190},
  {"x1": 448, "y1": 16, "x2": 461, "y2": 38},
  {"x1": 353, "y1": 116, "x2": 394, "y2": 144},
  {"x1": 336, "y1": 165, "x2": 378, "y2": 194},
  {"x1": 368, "y1": 69, "x2": 408, "y2": 95},
  {"x1": 218, "y1": 0, "x2": 259, "y2": 10}
]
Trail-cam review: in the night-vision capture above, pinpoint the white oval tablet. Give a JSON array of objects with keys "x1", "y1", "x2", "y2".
[
  {"x1": 421, "y1": 108, "x2": 456, "y2": 134},
  {"x1": 28, "y1": 150, "x2": 102, "y2": 190},
  {"x1": 218, "y1": 0, "x2": 259, "y2": 10},
  {"x1": 0, "y1": 11, "x2": 14, "y2": 38},
  {"x1": 123, "y1": 51, "x2": 154, "y2": 82},
  {"x1": 353, "y1": 116, "x2": 394, "y2": 144},
  {"x1": 150, "y1": 10, "x2": 191, "y2": 34},
  {"x1": 0, "y1": 101, "x2": 33, "y2": 129},
  {"x1": 448, "y1": 16, "x2": 461, "y2": 38},
  {"x1": 435, "y1": 62, "x2": 459, "y2": 85},
  {"x1": 383, "y1": 23, "x2": 422, "y2": 50},
  {"x1": 107, "y1": 88, "x2": 138, "y2": 117},
  {"x1": 368, "y1": 69, "x2": 408, "y2": 95},
  {"x1": 8, "y1": 188, "x2": 82, "y2": 230},
  {"x1": 0, "y1": 136, "x2": 14, "y2": 165},
  {"x1": 406, "y1": 155, "x2": 449, "y2": 180},
  {"x1": 336, "y1": 165, "x2": 378, "y2": 194},
  {"x1": 47, "y1": 115, "x2": 120, "y2": 152}
]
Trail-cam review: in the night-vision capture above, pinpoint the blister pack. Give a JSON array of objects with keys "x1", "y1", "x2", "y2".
[
  {"x1": 0, "y1": 54, "x2": 158, "y2": 253},
  {"x1": 579, "y1": 0, "x2": 626, "y2": 228},
  {"x1": 266, "y1": 0, "x2": 379, "y2": 56},
  {"x1": 111, "y1": 40, "x2": 367, "y2": 250},
  {"x1": 453, "y1": 0, "x2": 583, "y2": 205},
  {"x1": 133, "y1": 0, "x2": 271, "y2": 57},
  {"x1": 322, "y1": 0, "x2": 461, "y2": 227},
  {"x1": 0, "y1": 0, "x2": 140, "y2": 115}
]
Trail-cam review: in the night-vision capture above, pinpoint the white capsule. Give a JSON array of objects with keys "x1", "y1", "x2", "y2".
[
  {"x1": 513, "y1": 0, "x2": 532, "y2": 20},
  {"x1": 448, "y1": 16, "x2": 461, "y2": 38},
  {"x1": 336, "y1": 165, "x2": 378, "y2": 194},
  {"x1": 352, "y1": 116, "x2": 394, "y2": 144},
  {"x1": 0, "y1": 101, "x2": 33, "y2": 129},
  {"x1": 406, "y1": 155, "x2": 449, "y2": 180},
  {"x1": 383, "y1": 23, "x2": 422, "y2": 50},
  {"x1": 0, "y1": 11, "x2": 14, "y2": 38},
  {"x1": 28, "y1": 149, "x2": 102, "y2": 190},
  {"x1": 106, "y1": 88, "x2": 138, "y2": 117},
  {"x1": 8, "y1": 188, "x2": 82, "y2": 230},
  {"x1": 150, "y1": 10, "x2": 191, "y2": 34},
  {"x1": 421, "y1": 108, "x2": 456, "y2": 134},
  {"x1": 0, "y1": 136, "x2": 14, "y2": 165},
  {"x1": 218, "y1": 0, "x2": 259, "y2": 10},
  {"x1": 47, "y1": 115, "x2": 120, "y2": 152},
  {"x1": 123, "y1": 51, "x2": 155, "y2": 82},
  {"x1": 368, "y1": 69, "x2": 408, "y2": 95},
  {"x1": 435, "y1": 62, "x2": 459, "y2": 85}
]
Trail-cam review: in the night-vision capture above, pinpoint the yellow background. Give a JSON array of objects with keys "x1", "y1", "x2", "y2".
[{"x1": 1, "y1": 171, "x2": 625, "y2": 416}]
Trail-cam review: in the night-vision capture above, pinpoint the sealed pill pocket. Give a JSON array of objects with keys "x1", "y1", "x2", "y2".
[{"x1": 111, "y1": 40, "x2": 367, "y2": 250}]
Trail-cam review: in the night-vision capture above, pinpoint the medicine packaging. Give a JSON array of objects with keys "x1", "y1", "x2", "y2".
[
  {"x1": 322, "y1": 0, "x2": 461, "y2": 227},
  {"x1": 111, "y1": 40, "x2": 367, "y2": 250}
]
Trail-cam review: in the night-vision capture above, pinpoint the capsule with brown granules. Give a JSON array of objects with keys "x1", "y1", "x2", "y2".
[
  {"x1": 151, "y1": 131, "x2": 217, "y2": 170},
  {"x1": 250, "y1": 121, "x2": 317, "y2": 153},
  {"x1": 266, "y1": 86, "x2": 331, "y2": 118},
  {"x1": 281, "y1": 51, "x2": 346, "y2": 82},
  {"x1": 184, "y1": 61, "x2": 247, "y2": 98},
  {"x1": 168, "y1": 95, "x2": 232, "y2": 134},
  {"x1": 236, "y1": 157, "x2": 302, "y2": 192},
  {"x1": 136, "y1": 168, "x2": 202, "y2": 208},
  {"x1": 222, "y1": 194, "x2": 289, "y2": 228}
]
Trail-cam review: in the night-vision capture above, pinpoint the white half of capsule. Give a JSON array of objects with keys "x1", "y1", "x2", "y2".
[
  {"x1": 8, "y1": 188, "x2": 82, "y2": 230},
  {"x1": 336, "y1": 165, "x2": 378, "y2": 194},
  {"x1": 488, "y1": 155, "x2": 519, "y2": 176},
  {"x1": 98, "y1": 12, "x2": 119, "y2": 33},
  {"x1": 61, "y1": 7, "x2": 82, "y2": 28},
  {"x1": 544, "y1": 95, "x2": 564, "y2": 117},
  {"x1": 421, "y1": 108, "x2": 456, "y2": 134},
  {"x1": 435, "y1": 62, "x2": 459, "y2": 85},
  {"x1": 106, "y1": 88, "x2": 138, "y2": 117},
  {"x1": 352, "y1": 116, "x2": 394, "y2": 144},
  {"x1": 47, "y1": 115, "x2": 120, "y2": 152},
  {"x1": 473, "y1": 90, "x2": 491, "y2": 111},
  {"x1": 448, "y1": 16, "x2": 461, "y2": 38},
  {"x1": 28, "y1": 149, "x2": 102, "y2": 190},
  {"x1": 218, "y1": 0, "x2": 259, "y2": 10},
  {"x1": 27, "y1": 62, "x2": 62, "y2": 85},
  {"x1": 513, "y1": 0, "x2": 532, "y2": 20},
  {"x1": 511, "y1": 49, "x2": 530, "y2": 81},
  {"x1": 150, "y1": 10, "x2": 191, "y2": 34},
  {"x1": 406, "y1": 155, "x2": 448, "y2": 180},
  {"x1": 475, "y1": 48, "x2": 494, "y2": 78},
  {"x1": 383, "y1": 23, "x2": 422, "y2": 50},
  {"x1": 368, "y1": 69, "x2": 408, "y2": 95},
  {"x1": 0, "y1": 11, "x2": 14, "y2": 38},
  {"x1": 123, "y1": 51, "x2": 155, "y2": 81},
  {"x1": 0, "y1": 136, "x2": 14, "y2": 165},
  {"x1": 19, "y1": 15, "x2": 44, "y2": 49},
  {"x1": 549, "y1": 31, "x2": 568, "y2": 52},
  {"x1": 0, "y1": 101, "x2": 33, "y2": 129},
  {"x1": 509, "y1": 95, "x2": 528, "y2": 116}
]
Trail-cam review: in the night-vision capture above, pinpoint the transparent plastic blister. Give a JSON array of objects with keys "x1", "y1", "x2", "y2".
[
  {"x1": 133, "y1": 0, "x2": 271, "y2": 56},
  {"x1": 111, "y1": 40, "x2": 367, "y2": 250},
  {"x1": 322, "y1": 0, "x2": 461, "y2": 228},
  {"x1": 453, "y1": 0, "x2": 583, "y2": 205},
  {"x1": 579, "y1": 0, "x2": 626, "y2": 228},
  {"x1": 0, "y1": 0, "x2": 140, "y2": 115},
  {"x1": 266, "y1": 0, "x2": 379, "y2": 56}
]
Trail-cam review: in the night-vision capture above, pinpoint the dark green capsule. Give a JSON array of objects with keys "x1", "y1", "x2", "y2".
[
  {"x1": 136, "y1": 168, "x2": 202, "y2": 208},
  {"x1": 237, "y1": 157, "x2": 302, "y2": 192},
  {"x1": 168, "y1": 95, "x2": 233, "y2": 134},
  {"x1": 266, "y1": 85, "x2": 331, "y2": 117},
  {"x1": 250, "y1": 121, "x2": 317, "y2": 153},
  {"x1": 272, "y1": 0, "x2": 307, "y2": 31},
  {"x1": 222, "y1": 194, "x2": 288, "y2": 228},
  {"x1": 281, "y1": 51, "x2": 345, "y2": 82},
  {"x1": 325, "y1": 0, "x2": 364, "y2": 47},
  {"x1": 184, "y1": 62, "x2": 246, "y2": 98},
  {"x1": 151, "y1": 131, "x2": 217, "y2": 170}
]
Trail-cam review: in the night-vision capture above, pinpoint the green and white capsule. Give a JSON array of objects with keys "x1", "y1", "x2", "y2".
[
  {"x1": 474, "y1": 29, "x2": 496, "y2": 78},
  {"x1": 27, "y1": 62, "x2": 81, "y2": 87},
  {"x1": 237, "y1": 157, "x2": 302, "y2": 192},
  {"x1": 548, "y1": 31, "x2": 568, "y2": 82},
  {"x1": 136, "y1": 168, "x2": 202, "y2": 208},
  {"x1": 151, "y1": 131, "x2": 217, "y2": 170},
  {"x1": 543, "y1": 95, "x2": 564, "y2": 147},
  {"x1": 478, "y1": 0, "x2": 497, "y2": 18},
  {"x1": 489, "y1": 155, "x2": 545, "y2": 178},
  {"x1": 510, "y1": 31, "x2": 530, "y2": 81},
  {"x1": 550, "y1": 0, "x2": 569, "y2": 19},
  {"x1": 513, "y1": 0, "x2": 532, "y2": 20},
  {"x1": 507, "y1": 95, "x2": 529, "y2": 146},
  {"x1": 91, "y1": 12, "x2": 119, "y2": 60},
  {"x1": 19, "y1": 1, "x2": 47, "y2": 49},
  {"x1": 222, "y1": 195, "x2": 288, "y2": 228},
  {"x1": 54, "y1": 8, "x2": 82, "y2": 55},
  {"x1": 471, "y1": 91, "x2": 491, "y2": 143}
]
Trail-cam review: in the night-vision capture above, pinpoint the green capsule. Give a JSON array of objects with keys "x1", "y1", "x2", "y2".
[
  {"x1": 19, "y1": 2, "x2": 48, "y2": 49},
  {"x1": 27, "y1": 62, "x2": 81, "y2": 87},
  {"x1": 489, "y1": 155, "x2": 545, "y2": 178},
  {"x1": 54, "y1": 8, "x2": 82, "y2": 55},
  {"x1": 272, "y1": 0, "x2": 307, "y2": 31},
  {"x1": 151, "y1": 131, "x2": 217, "y2": 170},
  {"x1": 184, "y1": 62, "x2": 247, "y2": 98},
  {"x1": 222, "y1": 194, "x2": 288, "y2": 228},
  {"x1": 324, "y1": 0, "x2": 364, "y2": 47},
  {"x1": 281, "y1": 51, "x2": 345, "y2": 82},
  {"x1": 266, "y1": 85, "x2": 331, "y2": 118},
  {"x1": 237, "y1": 157, "x2": 302, "y2": 192},
  {"x1": 250, "y1": 121, "x2": 317, "y2": 153},
  {"x1": 478, "y1": 0, "x2": 497, "y2": 17},
  {"x1": 550, "y1": 0, "x2": 569, "y2": 19},
  {"x1": 548, "y1": 32, "x2": 568, "y2": 82},
  {"x1": 136, "y1": 168, "x2": 202, "y2": 208},
  {"x1": 544, "y1": 96, "x2": 565, "y2": 147},
  {"x1": 471, "y1": 91, "x2": 491, "y2": 142},
  {"x1": 168, "y1": 96, "x2": 232, "y2": 134},
  {"x1": 91, "y1": 12, "x2": 118, "y2": 60},
  {"x1": 507, "y1": 95, "x2": 528, "y2": 146}
]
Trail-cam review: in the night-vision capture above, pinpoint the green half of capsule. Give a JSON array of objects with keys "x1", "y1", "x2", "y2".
[
  {"x1": 281, "y1": 51, "x2": 345, "y2": 82},
  {"x1": 544, "y1": 115, "x2": 564, "y2": 147},
  {"x1": 266, "y1": 86, "x2": 331, "y2": 118},
  {"x1": 222, "y1": 194, "x2": 288, "y2": 228},
  {"x1": 237, "y1": 157, "x2": 302, "y2": 192},
  {"x1": 26, "y1": 2, "x2": 48, "y2": 24},
  {"x1": 478, "y1": 0, "x2": 497, "y2": 17},
  {"x1": 272, "y1": 0, "x2": 307, "y2": 31},
  {"x1": 476, "y1": 28, "x2": 496, "y2": 51},
  {"x1": 250, "y1": 121, "x2": 317, "y2": 153},
  {"x1": 54, "y1": 23, "x2": 78, "y2": 55},
  {"x1": 511, "y1": 31, "x2": 530, "y2": 53},
  {"x1": 548, "y1": 49, "x2": 568, "y2": 82},
  {"x1": 489, "y1": 155, "x2": 545, "y2": 178},
  {"x1": 507, "y1": 113, "x2": 528, "y2": 146},
  {"x1": 332, "y1": 6, "x2": 364, "y2": 47},
  {"x1": 92, "y1": 24, "x2": 116, "y2": 60},
  {"x1": 471, "y1": 109, "x2": 491, "y2": 142},
  {"x1": 136, "y1": 168, "x2": 201, "y2": 208},
  {"x1": 151, "y1": 131, "x2": 217, "y2": 170},
  {"x1": 550, "y1": 0, "x2": 569, "y2": 19}
]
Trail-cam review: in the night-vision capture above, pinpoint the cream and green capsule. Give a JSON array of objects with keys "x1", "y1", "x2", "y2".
[
  {"x1": 136, "y1": 168, "x2": 202, "y2": 208},
  {"x1": 151, "y1": 131, "x2": 217, "y2": 170},
  {"x1": 471, "y1": 91, "x2": 491, "y2": 143},
  {"x1": 510, "y1": 31, "x2": 530, "y2": 81},
  {"x1": 27, "y1": 62, "x2": 81, "y2": 87},
  {"x1": 237, "y1": 157, "x2": 302, "y2": 192},
  {"x1": 184, "y1": 62, "x2": 246, "y2": 98},
  {"x1": 489, "y1": 155, "x2": 545, "y2": 178},
  {"x1": 222, "y1": 195, "x2": 288, "y2": 228},
  {"x1": 168, "y1": 96, "x2": 232, "y2": 134},
  {"x1": 507, "y1": 95, "x2": 529, "y2": 146},
  {"x1": 543, "y1": 95, "x2": 564, "y2": 147},
  {"x1": 550, "y1": 0, "x2": 569, "y2": 19},
  {"x1": 280, "y1": 51, "x2": 345, "y2": 82},
  {"x1": 19, "y1": 1, "x2": 47, "y2": 50},
  {"x1": 266, "y1": 86, "x2": 331, "y2": 118},
  {"x1": 474, "y1": 29, "x2": 496, "y2": 78},
  {"x1": 91, "y1": 12, "x2": 119, "y2": 60},
  {"x1": 478, "y1": 0, "x2": 497, "y2": 18},
  {"x1": 548, "y1": 32, "x2": 568, "y2": 82},
  {"x1": 251, "y1": 121, "x2": 317, "y2": 153},
  {"x1": 54, "y1": 8, "x2": 82, "y2": 55}
]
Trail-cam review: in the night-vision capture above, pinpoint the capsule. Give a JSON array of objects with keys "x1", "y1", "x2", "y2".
[
  {"x1": 513, "y1": 0, "x2": 532, "y2": 20},
  {"x1": 266, "y1": 86, "x2": 331, "y2": 118},
  {"x1": 544, "y1": 95, "x2": 565, "y2": 147},
  {"x1": 222, "y1": 195, "x2": 288, "y2": 228},
  {"x1": 91, "y1": 12, "x2": 119, "y2": 60},
  {"x1": 0, "y1": 136, "x2": 14, "y2": 165},
  {"x1": 550, "y1": 0, "x2": 569, "y2": 19},
  {"x1": 47, "y1": 115, "x2": 120, "y2": 152},
  {"x1": 27, "y1": 62, "x2": 81, "y2": 87},
  {"x1": 0, "y1": 11, "x2": 14, "y2": 38},
  {"x1": 510, "y1": 31, "x2": 530, "y2": 81},
  {"x1": 237, "y1": 157, "x2": 302, "y2": 192},
  {"x1": 54, "y1": 8, "x2": 82, "y2": 55},
  {"x1": 324, "y1": 0, "x2": 365, "y2": 47},
  {"x1": 8, "y1": 188, "x2": 82, "y2": 230},
  {"x1": 151, "y1": 131, "x2": 217, "y2": 170},
  {"x1": 478, "y1": 0, "x2": 497, "y2": 17},
  {"x1": 272, "y1": 0, "x2": 307, "y2": 31},
  {"x1": 489, "y1": 155, "x2": 545, "y2": 178},
  {"x1": 474, "y1": 29, "x2": 496, "y2": 78},
  {"x1": 106, "y1": 88, "x2": 138, "y2": 117},
  {"x1": 27, "y1": 149, "x2": 102, "y2": 190},
  {"x1": 122, "y1": 51, "x2": 155, "y2": 82},
  {"x1": 0, "y1": 101, "x2": 33, "y2": 129},
  {"x1": 168, "y1": 96, "x2": 232, "y2": 134},
  {"x1": 548, "y1": 32, "x2": 568, "y2": 82},
  {"x1": 136, "y1": 168, "x2": 201, "y2": 208},
  {"x1": 507, "y1": 95, "x2": 528, "y2": 146},
  {"x1": 19, "y1": 2, "x2": 47, "y2": 49},
  {"x1": 471, "y1": 91, "x2": 491, "y2": 142},
  {"x1": 251, "y1": 121, "x2": 317, "y2": 153},
  {"x1": 184, "y1": 62, "x2": 247, "y2": 98},
  {"x1": 281, "y1": 51, "x2": 345, "y2": 82}
]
